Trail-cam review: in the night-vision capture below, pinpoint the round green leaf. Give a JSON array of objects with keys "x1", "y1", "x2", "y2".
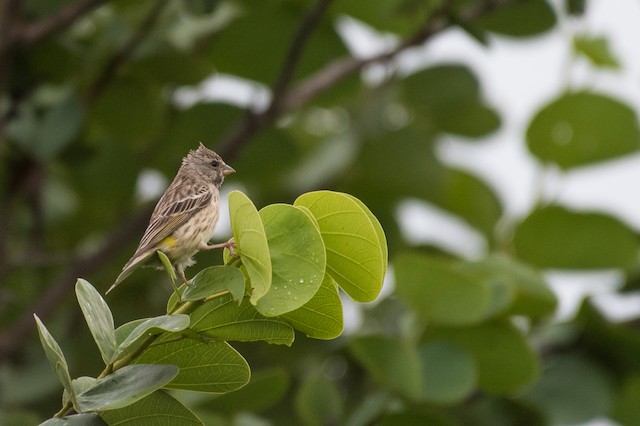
[
  {"x1": 189, "y1": 295, "x2": 295, "y2": 345},
  {"x1": 295, "y1": 191, "x2": 386, "y2": 302},
  {"x1": 394, "y1": 253, "x2": 492, "y2": 325},
  {"x1": 100, "y1": 390, "x2": 203, "y2": 425},
  {"x1": 514, "y1": 206, "x2": 640, "y2": 269},
  {"x1": 478, "y1": 0, "x2": 556, "y2": 37},
  {"x1": 228, "y1": 190, "x2": 272, "y2": 304},
  {"x1": 425, "y1": 321, "x2": 539, "y2": 394},
  {"x1": 343, "y1": 194, "x2": 388, "y2": 277},
  {"x1": 76, "y1": 364, "x2": 179, "y2": 412},
  {"x1": 526, "y1": 91, "x2": 640, "y2": 168},
  {"x1": 255, "y1": 204, "x2": 326, "y2": 316},
  {"x1": 349, "y1": 335, "x2": 422, "y2": 400},
  {"x1": 281, "y1": 274, "x2": 344, "y2": 340},
  {"x1": 136, "y1": 338, "x2": 250, "y2": 393},
  {"x1": 75, "y1": 279, "x2": 116, "y2": 365},
  {"x1": 419, "y1": 341, "x2": 476, "y2": 404}
]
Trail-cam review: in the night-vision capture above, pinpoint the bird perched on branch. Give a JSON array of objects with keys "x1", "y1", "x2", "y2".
[{"x1": 107, "y1": 143, "x2": 235, "y2": 294}]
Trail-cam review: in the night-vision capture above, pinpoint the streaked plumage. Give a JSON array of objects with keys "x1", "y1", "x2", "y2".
[{"x1": 107, "y1": 143, "x2": 235, "y2": 293}]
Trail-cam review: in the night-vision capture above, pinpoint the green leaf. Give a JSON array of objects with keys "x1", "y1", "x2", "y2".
[
  {"x1": 295, "y1": 191, "x2": 386, "y2": 302},
  {"x1": 343, "y1": 194, "x2": 388, "y2": 277},
  {"x1": 462, "y1": 255, "x2": 557, "y2": 318},
  {"x1": 478, "y1": 0, "x2": 556, "y2": 37},
  {"x1": 75, "y1": 279, "x2": 117, "y2": 365},
  {"x1": 136, "y1": 338, "x2": 250, "y2": 393},
  {"x1": 65, "y1": 377, "x2": 97, "y2": 407},
  {"x1": 295, "y1": 375, "x2": 343, "y2": 426},
  {"x1": 100, "y1": 390, "x2": 203, "y2": 425},
  {"x1": 112, "y1": 315, "x2": 190, "y2": 363},
  {"x1": 526, "y1": 91, "x2": 640, "y2": 168},
  {"x1": 189, "y1": 295, "x2": 295, "y2": 345},
  {"x1": 207, "y1": 367, "x2": 290, "y2": 413},
  {"x1": 76, "y1": 364, "x2": 179, "y2": 412},
  {"x1": 402, "y1": 65, "x2": 500, "y2": 137},
  {"x1": 281, "y1": 274, "x2": 344, "y2": 339},
  {"x1": 418, "y1": 340, "x2": 476, "y2": 404},
  {"x1": 394, "y1": 253, "x2": 492, "y2": 325},
  {"x1": 523, "y1": 354, "x2": 613, "y2": 424},
  {"x1": 228, "y1": 190, "x2": 272, "y2": 304},
  {"x1": 183, "y1": 265, "x2": 246, "y2": 303},
  {"x1": 157, "y1": 250, "x2": 178, "y2": 285},
  {"x1": 514, "y1": 206, "x2": 640, "y2": 269},
  {"x1": 34, "y1": 315, "x2": 76, "y2": 407},
  {"x1": 349, "y1": 335, "x2": 422, "y2": 400},
  {"x1": 424, "y1": 321, "x2": 539, "y2": 394},
  {"x1": 574, "y1": 35, "x2": 619, "y2": 68},
  {"x1": 39, "y1": 413, "x2": 106, "y2": 425},
  {"x1": 255, "y1": 204, "x2": 326, "y2": 316}
]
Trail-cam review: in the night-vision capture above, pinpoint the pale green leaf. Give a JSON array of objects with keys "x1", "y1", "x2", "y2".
[
  {"x1": 228, "y1": 190, "x2": 272, "y2": 304},
  {"x1": 281, "y1": 274, "x2": 343, "y2": 339},
  {"x1": 100, "y1": 390, "x2": 203, "y2": 425},
  {"x1": 75, "y1": 279, "x2": 117, "y2": 365},
  {"x1": 34, "y1": 315, "x2": 76, "y2": 407},
  {"x1": 135, "y1": 338, "x2": 250, "y2": 393},
  {"x1": 527, "y1": 91, "x2": 640, "y2": 169},
  {"x1": 111, "y1": 315, "x2": 190, "y2": 363},
  {"x1": 514, "y1": 206, "x2": 639, "y2": 269},
  {"x1": 255, "y1": 204, "x2": 326, "y2": 316},
  {"x1": 76, "y1": 364, "x2": 179, "y2": 412},
  {"x1": 295, "y1": 191, "x2": 386, "y2": 302},
  {"x1": 189, "y1": 295, "x2": 294, "y2": 346}
]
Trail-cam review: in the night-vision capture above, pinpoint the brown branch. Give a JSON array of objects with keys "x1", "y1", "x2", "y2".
[
  {"x1": 219, "y1": 0, "x2": 334, "y2": 160},
  {"x1": 85, "y1": 0, "x2": 167, "y2": 103},
  {"x1": 18, "y1": 0, "x2": 107, "y2": 48}
]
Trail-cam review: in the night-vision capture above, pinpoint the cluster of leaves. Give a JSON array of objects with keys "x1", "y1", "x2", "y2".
[{"x1": 36, "y1": 190, "x2": 387, "y2": 424}]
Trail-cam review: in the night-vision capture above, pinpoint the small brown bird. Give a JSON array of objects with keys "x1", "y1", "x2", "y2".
[{"x1": 107, "y1": 143, "x2": 235, "y2": 294}]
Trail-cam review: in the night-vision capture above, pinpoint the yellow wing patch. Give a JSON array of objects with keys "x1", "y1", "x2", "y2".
[{"x1": 160, "y1": 235, "x2": 177, "y2": 248}]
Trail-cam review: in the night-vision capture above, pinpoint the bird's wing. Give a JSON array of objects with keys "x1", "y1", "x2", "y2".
[{"x1": 136, "y1": 184, "x2": 212, "y2": 254}]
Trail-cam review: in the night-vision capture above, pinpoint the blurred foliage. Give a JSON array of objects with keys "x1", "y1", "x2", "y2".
[{"x1": 2, "y1": 0, "x2": 640, "y2": 425}]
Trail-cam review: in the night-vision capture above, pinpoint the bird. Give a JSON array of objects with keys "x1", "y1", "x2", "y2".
[{"x1": 107, "y1": 143, "x2": 235, "y2": 294}]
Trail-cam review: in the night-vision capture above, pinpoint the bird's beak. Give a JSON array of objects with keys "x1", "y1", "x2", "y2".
[{"x1": 222, "y1": 164, "x2": 236, "y2": 176}]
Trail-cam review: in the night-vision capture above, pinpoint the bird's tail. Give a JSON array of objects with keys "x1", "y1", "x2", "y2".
[{"x1": 106, "y1": 250, "x2": 154, "y2": 294}]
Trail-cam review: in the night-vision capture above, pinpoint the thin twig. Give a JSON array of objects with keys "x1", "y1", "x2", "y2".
[
  {"x1": 18, "y1": 0, "x2": 107, "y2": 47},
  {"x1": 219, "y1": 0, "x2": 334, "y2": 159}
]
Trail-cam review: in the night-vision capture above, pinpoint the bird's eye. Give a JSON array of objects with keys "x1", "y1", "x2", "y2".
[{"x1": 210, "y1": 160, "x2": 219, "y2": 167}]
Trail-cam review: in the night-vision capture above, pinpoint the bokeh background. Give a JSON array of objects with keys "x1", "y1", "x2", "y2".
[{"x1": 3, "y1": 0, "x2": 640, "y2": 424}]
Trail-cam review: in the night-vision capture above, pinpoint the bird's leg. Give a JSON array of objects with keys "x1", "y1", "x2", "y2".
[
  {"x1": 198, "y1": 240, "x2": 237, "y2": 257},
  {"x1": 175, "y1": 265, "x2": 190, "y2": 285}
]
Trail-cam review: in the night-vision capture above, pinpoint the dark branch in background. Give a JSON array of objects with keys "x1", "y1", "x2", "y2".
[
  {"x1": 85, "y1": 0, "x2": 166, "y2": 103},
  {"x1": 18, "y1": 0, "x2": 107, "y2": 47},
  {"x1": 0, "y1": 0, "x2": 523, "y2": 361},
  {"x1": 219, "y1": 0, "x2": 335, "y2": 159}
]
